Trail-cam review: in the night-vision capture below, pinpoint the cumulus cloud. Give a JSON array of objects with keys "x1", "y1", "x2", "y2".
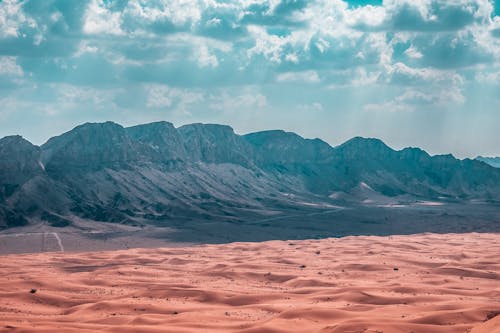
[
  {"x1": 83, "y1": 0, "x2": 124, "y2": 35},
  {"x1": 353, "y1": 0, "x2": 494, "y2": 32},
  {"x1": 0, "y1": 0, "x2": 37, "y2": 38}
]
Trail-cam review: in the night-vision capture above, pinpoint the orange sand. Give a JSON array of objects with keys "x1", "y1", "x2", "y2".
[{"x1": 0, "y1": 233, "x2": 499, "y2": 333}]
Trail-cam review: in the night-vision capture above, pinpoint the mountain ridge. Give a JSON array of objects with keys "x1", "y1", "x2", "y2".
[{"x1": 1, "y1": 120, "x2": 499, "y2": 228}]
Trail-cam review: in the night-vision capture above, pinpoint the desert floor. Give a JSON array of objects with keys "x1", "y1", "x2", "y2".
[{"x1": 0, "y1": 233, "x2": 499, "y2": 333}]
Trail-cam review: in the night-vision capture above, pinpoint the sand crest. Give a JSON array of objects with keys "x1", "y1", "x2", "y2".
[{"x1": 0, "y1": 233, "x2": 499, "y2": 332}]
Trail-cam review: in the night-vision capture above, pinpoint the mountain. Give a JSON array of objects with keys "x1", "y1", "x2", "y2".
[
  {"x1": 126, "y1": 121, "x2": 187, "y2": 164},
  {"x1": 1, "y1": 121, "x2": 500, "y2": 228},
  {"x1": 41, "y1": 121, "x2": 157, "y2": 173},
  {"x1": 476, "y1": 156, "x2": 500, "y2": 168},
  {"x1": 0, "y1": 135, "x2": 44, "y2": 189},
  {"x1": 178, "y1": 123, "x2": 255, "y2": 166},
  {"x1": 0, "y1": 135, "x2": 45, "y2": 227}
]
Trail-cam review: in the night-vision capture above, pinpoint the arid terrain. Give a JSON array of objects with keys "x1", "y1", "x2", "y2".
[{"x1": 0, "y1": 233, "x2": 499, "y2": 333}]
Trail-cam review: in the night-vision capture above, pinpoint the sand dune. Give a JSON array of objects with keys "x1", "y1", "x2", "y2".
[{"x1": 0, "y1": 233, "x2": 499, "y2": 333}]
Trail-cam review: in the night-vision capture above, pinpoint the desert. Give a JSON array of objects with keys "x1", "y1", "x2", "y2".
[
  {"x1": 1, "y1": 232, "x2": 499, "y2": 333},
  {"x1": 2, "y1": 1, "x2": 500, "y2": 332}
]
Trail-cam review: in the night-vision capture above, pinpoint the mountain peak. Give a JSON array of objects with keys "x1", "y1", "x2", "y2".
[
  {"x1": 333, "y1": 137, "x2": 395, "y2": 162},
  {"x1": 127, "y1": 121, "x2": 174, "y2": 131},
  {"x1": 244, "y1": 130, "x2": 333, "y2": 164},
  {"x1": 178, "y1": 123, "x2": 235, "y2": 135},
  {"x1": 0, "y1": 135, "x2": 43, "y2": 186},
  {"x1": 75, "y1": 121, "x2": 123, "y2": 130},
  {"x1": 1, "y1": 134, "x2": 35, "y2": 145},
  {"x1": 338, "y1": 136, "x2": 390, "y2": 148},
  {"x1": 244, "y1": 129, "x2": 303, "y2": 143},
  {"x1": 177, "y1": 123, "x2": 252, "y2": 165},
  {"x1": 126, "y1": 121, "x2": 185, "y2": 161},
  {"x1": 41, "y1": 121, "x2": 142, "y2": 172}
]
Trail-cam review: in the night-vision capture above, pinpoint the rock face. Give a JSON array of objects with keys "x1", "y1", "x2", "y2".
[
  {"x1": 126, "y1": 121, "x2": 187, "y2": 163},
  {"x1": 1, "y1": 121, "x2": 500, "y2": 228},
  {"x1": 244, "y1": 130, "x2": 333, "y2": 164},
  {"x1": 178, "y1": 123, "x2": 255, "y2": 166}
]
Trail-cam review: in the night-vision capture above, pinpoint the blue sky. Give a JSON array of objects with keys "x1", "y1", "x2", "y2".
[{"x1": 0, "y1": 0, "x2": 499, "y2": 158}]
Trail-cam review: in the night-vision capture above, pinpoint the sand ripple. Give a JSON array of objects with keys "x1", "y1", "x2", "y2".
[{"x1": 0, "y1": 233, "x2": 499, "y2": 332}]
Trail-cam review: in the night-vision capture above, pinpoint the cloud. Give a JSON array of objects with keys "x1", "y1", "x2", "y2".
[
  {"x1": 209, "y1": 90, "x2": 267, "y2": 113},
  {"x1": 327, "y1": 67, "x2": 380, "y2": 88},
  {"x1": 0, "y1": 56, "x2": 23, "y2": 76},
  {"x1": 83, "y1": 0, "x2": 124, "y2": 35},
  {"x1": 411, "y1": 30, "x2": 496, "y2": 69},
  {"x1": 193, "y1": 44, "x2": 219, "y2": 68},
  {"x1": 0, "y1": 0, "x2": 39, "y2": 38},
  {"x1": 297, "y1": 102, "x2": 323, "y2": 112},
  {"x1": 276, "y1": 70, "x2": 320, "y2": 83},
  {"x1": 0, "y1": 0, "x2": 499, "y2": 135},
  {"x1": 404, "y1": 45, "x2": 423, "y2": 59},
  {"x1": 146, "y1": 84, "x2": 204, "y2": 115},
  {"x1": 364, "y1": 85, "x2": 465, "y2": 113},
  {"x1": 382, "y1": 62, "x2": 463, "y2": 86},
  {"x1": 475, "y1": 69, "x2": 500, "y2": 84},
  {"x1": 353, "y1": 0, "x2": 494, "y2": 32}
]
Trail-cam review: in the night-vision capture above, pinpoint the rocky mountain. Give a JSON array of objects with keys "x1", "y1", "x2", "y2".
[
  {"x1": 476, "y1": 156, "x2": 500, "y2": 168},
  {"x1": 1, "y1": 121, "x2": 499, "y2": 228}
]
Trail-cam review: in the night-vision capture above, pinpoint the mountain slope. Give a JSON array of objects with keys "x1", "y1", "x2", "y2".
[{"x1": 476, "y1": 156, "x2": 500, "y2": 168}]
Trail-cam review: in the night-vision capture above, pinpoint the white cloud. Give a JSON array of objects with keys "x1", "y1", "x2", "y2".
[
  {"x1": 246, "y1": 25, "x2": 291, "y2": 64},
  {"x1": 277, "y1": 70, "x2": 320, "y2": 83},
  {"x1": 404, "y1": 45, "x2": 423, "y2": 59},
  {"x1": 0, "y1": 56, "x2": 23, "y2": 76},
  {"x1": 146, "y1": 84, "x2": 173, "y2": 108},
  {"x1": 74, "y1": 41, "x2": 99, "y2": 57},
  {"x1": 364, "y1": 85, "x2": 465, "y2": 113},
  {"x1": 327, "y1": 67, "x2": 380, "y2": 89},
  {"x1": 133, "y1": 0, "x2": 201, "y2": 26},
  {"x1": 0, "y1": 0, "x2": 37, "y2": 38},
  {"x1": 347, "y1": 4, "x2": 386, "y2": 28},
  {"x1": 209, "y1": 91, "x2": 267, "y2": 112},
  {"x1": 146, "y1": 84, "x2": 204, "y2": 115},
  {"x1": 298, "y1": 102, "x2": 324, "y2": 112},
  {"x1": 194, "y1": 44, "x2": 219, "y2": 68},
  {"x1": 55, "y1": 84, "x2": 118, "y2": 110},
  {"x1": 83, "y1": 0, "x2": 124, "y2": 35},
  {"x1": 1, "y1": 0, "x2": 499, "y2": 119},
  {"x1": 383, "y1": 62, "x2": 464, "y2": 86},
  {"x1": 475, "y1": 70, "x2": 500, "y2": 84}
]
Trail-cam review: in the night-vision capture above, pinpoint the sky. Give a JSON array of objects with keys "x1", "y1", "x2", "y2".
[{"x1": 0, "y1": 0, "x2": 499, "y2": 158}]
